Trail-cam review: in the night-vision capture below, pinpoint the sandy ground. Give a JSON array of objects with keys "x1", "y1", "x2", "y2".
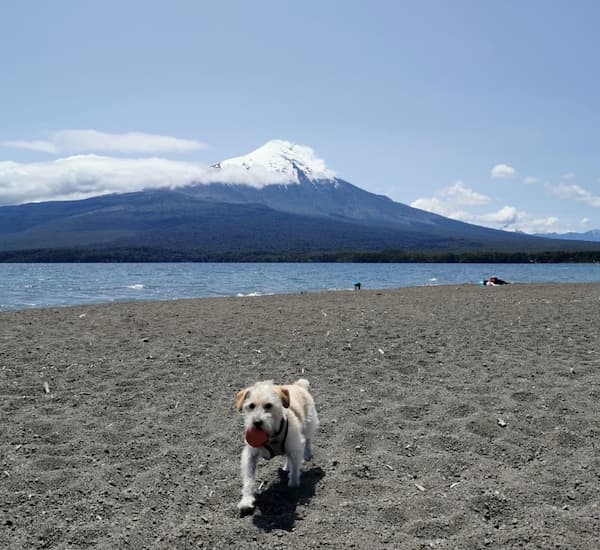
[{"x1": 1, "y1": 283, "x2": 600, "y2": 549}]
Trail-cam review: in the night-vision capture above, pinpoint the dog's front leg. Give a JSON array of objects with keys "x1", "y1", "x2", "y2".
[
  {"x1": 286, "y1": 453, "x2": 301, "y2": 488},
  {"x1": 238, "y1": 445, "x2": 258, "y2": 511}
]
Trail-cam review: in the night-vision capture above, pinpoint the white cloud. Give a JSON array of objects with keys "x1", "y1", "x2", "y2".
[
  {"x1": 410, "y1": 197, "x2": 472, "y2": 221},
  {"x1": 490, "y1": 163, "x2": 517, "y2": 179},
  {"x1": 476, "y1": 206, "x2": 519, "y2": 226},
  {"x1": 581, "y1": 217, "x2": 590, "y2": 226},
  {"x1": 440, "y1": 181, "x2": 490, "y2": 205},
  {"x1": 410, "y1": 196, "x2": 441, "y2": 213},
  {"x1": 523, "y1": 176, "x2": 540, "y2": 184},
  {"x1": 0, "y1": 154, "x2": 297, "y2": 206},
  {"x1": 549, "y1": 183, "x2": 600, "y2": 207},
  {"x1": 473, "y1": 207, "x2": 562, "y2": 233},
  {"x1": 412, "y1": 180, "x2": 566, "y2": 233},
  {"x1": 517, "y1": 216, "x2": 561, "y2": 233},
  {"x1": 2, "y1": 139, "x2": 59, "y2": 153},
  {"x1": 411, "y1": 181, "x2": 489, "y2": 221},
  {"x1": 560, "y1": 172, "x2": 576, "y2": 180},
  {"x1": 1, "y1": 130, "x2": 207, "y2": 155}
]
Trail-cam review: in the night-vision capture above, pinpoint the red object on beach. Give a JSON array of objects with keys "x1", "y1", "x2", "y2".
[{"x1": 245, "y1": 428, "x2": 268, "y2": 447}]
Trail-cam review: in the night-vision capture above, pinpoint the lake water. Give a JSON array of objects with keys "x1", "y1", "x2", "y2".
[{"x1": 2, "y1": 262, "x2": 600, "y2": 312}]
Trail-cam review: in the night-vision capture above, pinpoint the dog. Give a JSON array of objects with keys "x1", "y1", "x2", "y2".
[{"x1": 235, "y1": 378, "x2": 319, "y2": 511}]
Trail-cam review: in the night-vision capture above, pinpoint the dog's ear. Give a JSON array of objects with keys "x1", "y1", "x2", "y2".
[
  {"x1": 235, "y1": 389, "x2": 249, "y2": 412},
  {"x1": 277, "y1": 387, "x2": 290, "y2": 408}
]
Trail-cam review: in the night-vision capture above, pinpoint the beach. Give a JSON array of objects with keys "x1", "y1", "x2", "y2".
[{"x1": 1, "y1": 283, "x2": 599, "y2": 549}]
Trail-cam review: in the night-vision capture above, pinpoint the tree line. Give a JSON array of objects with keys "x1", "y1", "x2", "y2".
[{"x1": 2, "y1": 247, "x2": 600, "y2": 263}]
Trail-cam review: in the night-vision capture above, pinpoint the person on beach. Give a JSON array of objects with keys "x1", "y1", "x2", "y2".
[
  {"x1": 353, "y1": 279, "x2": 361, "y2": 290},
  {"x1": 483, "y1": 276, "x2": 510, "y2": 286}
]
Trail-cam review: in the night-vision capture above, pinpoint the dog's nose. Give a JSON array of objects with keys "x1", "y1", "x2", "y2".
[{"x1": 253, "y1": 419, "x2": 263, "y2": 428}]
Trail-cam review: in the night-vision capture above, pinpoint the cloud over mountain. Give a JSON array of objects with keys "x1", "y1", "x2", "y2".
[
  {"x1": 0, "y1": 156, "x2": 210, "y2": 205},
  {"x1": 411, "y1": 181, "x2": 565, "y2": 234},
  {"x1": 0, "y1": 140, "x2": 335, "y2": 206},
  {"x1": 411, "y1": 181, "x2": 490, "y2": 221}
]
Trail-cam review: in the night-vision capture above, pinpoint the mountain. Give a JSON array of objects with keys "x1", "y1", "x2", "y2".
[
  {"x1": 1, "y1": 139, "x2": 599, "y2": 261},
  {"x1": 534, "y1": 229, "x2": 600, "y2": 242},
  {"x1": 205, "y1": 140, "x2": 446, "y2": 225}
]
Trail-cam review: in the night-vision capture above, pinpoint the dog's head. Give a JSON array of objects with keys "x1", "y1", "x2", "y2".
[{"x1": 235, "y1": 381, "x2": 290, "y2": 435}]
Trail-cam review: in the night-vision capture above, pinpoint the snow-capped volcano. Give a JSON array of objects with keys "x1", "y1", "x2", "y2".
[
  {"x1": 188, "y1": 138, "x2": 442, "y2": 225},
  {"x1": 213, "y1": 139, "x2": 336, "y2": 184},
  {"x1": 2, "y1": 137, "x2": 590, "y2": 260}
]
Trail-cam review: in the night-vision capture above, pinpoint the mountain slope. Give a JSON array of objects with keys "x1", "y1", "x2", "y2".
[{"x1": 0, "y1": 189, "x2": 502, "y2": 253}]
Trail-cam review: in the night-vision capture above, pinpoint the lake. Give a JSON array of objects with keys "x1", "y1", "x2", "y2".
[{"x1": 2, "y1": 262, "x2": 600, "y2": 311}]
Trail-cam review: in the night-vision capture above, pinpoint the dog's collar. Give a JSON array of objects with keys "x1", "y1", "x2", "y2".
[{"x1": 262, "y1": 417, "x2": 289, "y2": 459}]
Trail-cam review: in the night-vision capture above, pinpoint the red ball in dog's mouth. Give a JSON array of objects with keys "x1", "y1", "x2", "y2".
[{"x1": 245, "y1": 428, "x2": 268, "y2": 447}]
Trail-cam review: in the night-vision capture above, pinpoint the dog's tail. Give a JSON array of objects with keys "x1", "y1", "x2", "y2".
[{"x1": 295, "y1": 378, "x2": 310, "y2": 390}]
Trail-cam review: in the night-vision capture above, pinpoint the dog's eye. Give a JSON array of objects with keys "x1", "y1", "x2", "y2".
[
  {"x1": 248, "y1": 403, "x2": 255, "y2": 410},
  {"x1": 264, "y1": 403, "x2": 272, "y2": 410}
]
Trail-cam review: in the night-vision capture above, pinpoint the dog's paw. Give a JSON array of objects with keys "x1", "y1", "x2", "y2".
[
  {"x1": 304, "y1": 443, "x2": 314, "y2": 461},
  {"x1": 288, "y1": 476, "x2": 300, "y2": 488},
  {"x1": 237, "y1": 496, "x2": 255, "y2": 513}
]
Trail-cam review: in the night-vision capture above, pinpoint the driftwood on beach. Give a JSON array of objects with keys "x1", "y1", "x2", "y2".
[{"x1": 1, "y1": 283, "x2": 599, "y2": 549}]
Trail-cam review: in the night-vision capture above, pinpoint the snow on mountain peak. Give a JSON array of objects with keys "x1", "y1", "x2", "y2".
[{"x1": 214, "y1": 139, "x2": 336, "y2": 186}]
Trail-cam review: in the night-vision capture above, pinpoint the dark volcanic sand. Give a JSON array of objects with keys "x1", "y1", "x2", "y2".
[{"x1": 1, "y1": 283, "x2": 600, "y2": 549}]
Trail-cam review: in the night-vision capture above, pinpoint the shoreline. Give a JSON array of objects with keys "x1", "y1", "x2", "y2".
[
  {"x1": 1, "y1": 279, "x2": 599, "y2": 315},
  {"x1": 2, "y1": 283, "x2": 600, "y2": 548}
]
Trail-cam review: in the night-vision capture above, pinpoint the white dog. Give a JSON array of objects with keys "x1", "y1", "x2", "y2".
[{"x1": 235, "y1": 378, "x2": 319, "y2": 511}]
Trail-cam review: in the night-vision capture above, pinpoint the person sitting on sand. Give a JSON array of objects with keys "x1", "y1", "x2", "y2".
[{"x1": 483, "y1": 276, "x2": 510, "y2": 286}]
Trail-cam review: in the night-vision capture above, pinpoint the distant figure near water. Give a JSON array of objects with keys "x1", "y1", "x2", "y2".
[
  {"x1": 353, "y1": 280, "x2": 361, "y2": 291},
  {"x1": 483, "y1": 276, "x2": 510, "y2": 286}
]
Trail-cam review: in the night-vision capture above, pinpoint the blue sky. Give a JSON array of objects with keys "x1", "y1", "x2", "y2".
[{"x1": 1, "y1": 0, "x2": 600, "y2": 233}]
